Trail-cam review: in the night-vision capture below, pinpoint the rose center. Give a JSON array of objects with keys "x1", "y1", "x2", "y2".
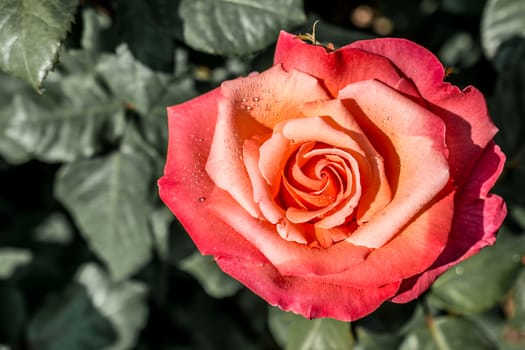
[{"x1": 278, "y1": 141, "x2": 359, "y2": 225}]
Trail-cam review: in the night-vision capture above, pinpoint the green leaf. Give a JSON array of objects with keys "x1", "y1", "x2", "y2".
[
  {"x1": 511, "y1": 206, "x2": 525, "y2": 230},
  {"x1": 438, "y1": 32, "x2": 481, "y2": 68},
  {"x1": 148, "y1": 0, "x2": 184, "y2": 40},
  {"x1": 0, "y1": 135, "x2": 31, "y2": 165},
  {"x1": 427, "y1": 233, "x2": 525, "y2": 314},
  {"x1": 399, "y1": 316, "x2": 496, "y2": 350},
  {"x1": 55, "y1": 146, "x2": 153, "y2": 281},
  {"x1": 150, "y1": 207, "x2": 174, "y2": 261},
  {"x1": 0, "y1": 74, "x2": 125, "y2": 163},
  {"x1": 0, "y1": 248, "x2": 32, "y2": 279},
  {"x1": 96, "y1": 44, "x2": 175, "y2": 115},
  {"x1": 354, "y1": 328, "x2": 402, "y2": 350},
  {"x1": 0, "y1": 0, "x2": 78, "y2": 91},
  {"x1": 96, "y1": 42, "x2": 198, "y2": 159},
  {"x1": 269, "y1": 307, "x2": 356, "y2": 350},
  {"x1": 506, "y1": 269, "x2": 525, "y2": 329},
  {"x1": 286, "y1": 317, "x2": 353, "y2": 350},
  {"x1": 27, "y1": 284, "x2": 116, "y2": 350},
  {"x1": 179, "y1": 0, "x2": 306, "y2": 55},
  {"x1": 481, "y1": 0, "x2": 525, "y2": 58},
  {"x1": 0, "y1": 73, "x2": 33, "y2": 164},
  {"x1": 267, "y1": 306, "x2": 305, "y2": 348},
  {"x1": 32, "y1": 212, "x2": 73, "y2": 244},
  {"x1": 76, "y1": 263, "x2": 149, "y2": 350},
  {"x1": 489, "y1": 38, "x2": 525, "y2": 154},
  {"x1": 139, "y1": 76, "x2": 197, "y2": 157},
  {"x1": 468, "y1": 310, "x2": 525, "y2": 350},
  {"x1": 178, "y1": 252, "x2": 242, "y2": 298},
  {"x1": 80, "y1": 7, "x2": 112, "y2": 53},
  {"x1": 114, "y1": 0, "x2": 175, "y2": 71}
]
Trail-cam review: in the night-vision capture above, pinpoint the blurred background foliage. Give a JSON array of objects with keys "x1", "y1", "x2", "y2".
[{"x1": 0, "y1": 0, "x2": 524, "y2": 349}]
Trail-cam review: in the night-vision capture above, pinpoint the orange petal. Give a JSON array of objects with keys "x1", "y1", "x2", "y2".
[
  {"x1": 243, "y1": 137, "x2": 285, "y2": 224},
  {"x1": 304, "y1": 188, "x2": 455, "y2": 287},
  {"x1": 221, "y1": 64, "x2": 331, "y2": 129},
  {"x1": 339, "y1": 80, "x2": 450, "y2": 248},
  {"x1": 207, "y1": 187, "x2": 371, "y2": 275},
  {"x1": 205, "y1": 95, "x2": 270, "y2": 219},
  {"x1": 297, "y1": 100, "x2": 393, "y2": 224}
]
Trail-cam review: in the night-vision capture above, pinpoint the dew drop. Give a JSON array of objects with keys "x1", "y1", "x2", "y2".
[
  {"x1": 198, "y1": 197, "x2": 206, "y2": 202},
  {"x1": 455, "y1": 266, "x2": 464, "y2": 275},
  {"x1": 245, "y1": 105, "x2": 253, "y2": 111},
  {"x1": 387, "y1": 116, "x2": 392, "y2": 121},
  {"x1": 241, "y1": 97, "x2": 248, "y2": 102},
  {"x1": 252, "y1": 96, "x2": 260, "y2": 102},
  {"x1": 273, "y1": 112, "x2": 278, "y2": 116}
]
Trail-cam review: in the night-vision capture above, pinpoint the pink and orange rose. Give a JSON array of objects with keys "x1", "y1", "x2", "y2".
[{"x1": 158, "y1": 31, "x2": 506, "y2": 321}]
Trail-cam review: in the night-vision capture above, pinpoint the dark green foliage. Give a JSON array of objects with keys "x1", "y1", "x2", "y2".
[{"x1": 0, "y1": 0, "x2": 523, "y2": 349}]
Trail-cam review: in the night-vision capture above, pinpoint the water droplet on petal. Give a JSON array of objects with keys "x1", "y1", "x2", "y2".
[
  {"x1": 252, "y1": 96, "x2": 260, "y2": 102},
  {"x1": 198, "y1": 197, "x2": 206, "y2": 202}
]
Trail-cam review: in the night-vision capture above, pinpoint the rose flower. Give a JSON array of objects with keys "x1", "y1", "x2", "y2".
[{"x1": 158, "y1": 31, "x2": 507, "y2": 321}]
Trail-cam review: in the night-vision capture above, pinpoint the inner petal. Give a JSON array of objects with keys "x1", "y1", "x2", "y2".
[
  {"x1": 339, "y1": 80, "x2": 450, "y2": 248},
  {"x1": 281, "y1": 144, "x2": 361, "y2": 227}
]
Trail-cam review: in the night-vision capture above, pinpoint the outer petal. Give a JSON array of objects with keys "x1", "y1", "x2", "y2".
[
  {"x1": 221, "y1": 64, "x2": 331, "y2": 129},
  {"x1": 392, "y1": 142, "x2": 507, "y2": 302},
  {"x1": 305, "y1": 189, "x2": 455, "y2": 288},
  {"x1": 159, "y1": 89, "x2": 268, "y2": 264},
  {"x1": 207, "y1": 186, "x2": 372, "y2": 276},
  {"x1": 215, "y1": 256, "x2": 401, "y2": 321},
  {"x1": 274, "y1": 31, "x2": 405, "y2": 97},
  {"x1": 347, "y1": 38, "x2": 455, "y2": 101},
  {"x1": 429, "y1": 93, "x2": 497, "y2": 186},
  {"x1": 339, "y1": 80, "x2": 450, "y2": 248},
  {"x1": 348, "y1": 38, "x2": 499, "y2": 185}
]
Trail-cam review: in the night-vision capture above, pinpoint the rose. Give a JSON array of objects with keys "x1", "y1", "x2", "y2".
[{"x1": 158, "y1": 31, "x2": 507, "y2": 321}]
